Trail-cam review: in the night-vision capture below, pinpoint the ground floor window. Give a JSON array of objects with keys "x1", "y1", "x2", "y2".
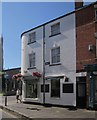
[
  {"x1": 26, "y1": 81, "x2": 37, "y2": 98},
  {"x1": 63, "y1": 83, "x2": 73, "y2": 93},
  {"x1": 41, "y1": 84, "x2": 49, "y2": 93},
  {"x1": 51, "y1": 78, "x2": 60, "y2": 97}
]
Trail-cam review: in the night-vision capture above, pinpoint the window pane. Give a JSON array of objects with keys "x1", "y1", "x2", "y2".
[
  {"x1": 95, "y1": 10, "x2": 97, "y2": 20},
  {"x1": 26, "y1": 81, "x2": 37, "y2": 98},
  {"x1": 51, "y1": 47, "x2": 60, "y2": 64},
  {"x1": 56, "y1": 47, "x2": 60, "y2": 54},
  {"x1": 51, "y1": 23, "x2": 60, "y2": 36},
  {"x1": 52, "y1": 56, "x2": 55, "y2": 63},
  {"x1": 29, "y1": 32, "x2": 36, "y2": 43},
  {"x1": 57, "y1": 55, "x2": 60, "y2": 63},
  {"x1": 63, "y1": 84, "x2": 73, "y2": 93},
  {"x1": 29, "y1": 53, "x2": 35, "y2": 68},
  {"x1": 51, "y1": 79, "x2": 60, "y2": 97},
  {"x1": 41, "y1": 84, "x2": 49, "y2": 93}
]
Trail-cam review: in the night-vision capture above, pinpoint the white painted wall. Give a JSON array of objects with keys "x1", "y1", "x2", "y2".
[
  {"x1": 21, "y1": 27, "x2": 43, "y2": 76},
  {"x1": 45, "y1": 13, "x2": 76, "y2": 106},
  {"x1": 21, "y1": 12, "x2": 76, "y2": 106},
  {"x1": 21, "y1": 27, "x2": 44, "y2": 103}
]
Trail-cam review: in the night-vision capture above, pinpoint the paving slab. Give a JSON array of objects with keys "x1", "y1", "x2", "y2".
[{"x1": 0, "y1": 96, "x2": 96, "y2": 119}]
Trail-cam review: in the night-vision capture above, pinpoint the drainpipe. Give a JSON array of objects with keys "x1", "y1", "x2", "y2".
[{"x1": 43, "y1": 25, "x2": 45, "y2": 105}]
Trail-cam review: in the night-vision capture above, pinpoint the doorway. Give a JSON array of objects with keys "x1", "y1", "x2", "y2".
[
  {"x1": 76, "y1": 77, "x2": 86, "y2": 108},
  {"x1": 26, "y1": 81, "x2": 37, "y2": 98}
]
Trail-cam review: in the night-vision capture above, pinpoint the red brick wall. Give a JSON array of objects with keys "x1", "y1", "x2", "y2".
[{"x1": 76, "y1": 3, "x2": 97, "y2": 71}]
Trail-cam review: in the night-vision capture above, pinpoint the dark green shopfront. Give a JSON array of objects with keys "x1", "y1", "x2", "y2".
[{"x1": 84, "y1": 64, "x2": 97, "y2": 109}]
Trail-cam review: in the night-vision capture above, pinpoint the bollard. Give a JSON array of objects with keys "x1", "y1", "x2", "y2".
[{"x1": 5, "y1": 96, "x2": 7, "y2": 106}]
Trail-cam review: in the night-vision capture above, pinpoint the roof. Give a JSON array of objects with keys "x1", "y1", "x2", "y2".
[
  {"x1": 3, "y1": 67, "x2": 21, "y2": 72},
  {"x1": 21, "y1": 11, "x2": 75, "y2": 37},
  {"x1": 21, "y1": 1, "x2": 97, "y2": 38}
]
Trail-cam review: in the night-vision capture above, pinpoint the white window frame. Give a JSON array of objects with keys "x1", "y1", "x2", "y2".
[
  {"x1": 28, "y1": 32, "x2": 36, "y2": 44},
  {"x1": 51, "y1": 47, "x2": 60, "y2": 64},
  {"x1": 51, "y1": 22, "x2": 60, "y2": 36},
  {"x1": 95, "y1": 9, "x2": 97, "y2": 21},
  {"x1": 29, "y1": 52, "x2": 36, "y2": 68}
]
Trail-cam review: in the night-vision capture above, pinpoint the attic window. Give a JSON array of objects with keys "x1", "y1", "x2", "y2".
[
  {"x1": 51, "y1": 23, "x2": 60, "y2": 36},
  {"x1": 28, "y1": 32, "x2": 36, "y2": 44}
]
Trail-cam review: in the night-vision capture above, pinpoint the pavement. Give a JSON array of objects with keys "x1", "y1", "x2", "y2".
[{"x1": 0, "y1": 96, "x2": 97, "y2": 120}]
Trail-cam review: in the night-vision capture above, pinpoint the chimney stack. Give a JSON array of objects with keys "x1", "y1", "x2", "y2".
[{"x1": 75, "y1": 0, "x2": 84, "y2": 9}]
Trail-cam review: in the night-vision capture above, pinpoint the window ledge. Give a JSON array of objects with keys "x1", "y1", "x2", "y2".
[
  {"x1": 27, "y1": 67, "x2": 36, "y2": 70},
  {"x1": 27, "y1": 41, "x2": 36, "y2": 45},
  {"x1": 49, "y1": 32, "x2": 61, "y2": 37},
  {"x1": 24, "y1": 98, "x2": 39, "y2": 101},
  {"x1": 95, "y1": 57, "x2": 97, "y2": 60},
  {"x1": 49, "y1": 63, "x2": 61, "y2": 66}
]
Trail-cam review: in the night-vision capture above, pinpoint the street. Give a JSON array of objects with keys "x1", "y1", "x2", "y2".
[
  {"x1": 2, "y1": 95, "x2": 16, "y2": 106},
  {"x1": 0, "y1": 108, "x2": 17, "y2": 119}
]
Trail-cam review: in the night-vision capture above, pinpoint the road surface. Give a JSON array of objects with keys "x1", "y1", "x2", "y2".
[{"x1": 0, "y1": 109, "x2": 17, "y2": 119}]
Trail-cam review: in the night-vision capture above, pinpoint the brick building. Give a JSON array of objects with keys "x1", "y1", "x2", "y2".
[
  {"x1": 2, "y1": 67, "x2": 21, "y2": 95},
  {"x1": 75, "y1": 1, "x2": 97, "y2": 109}
]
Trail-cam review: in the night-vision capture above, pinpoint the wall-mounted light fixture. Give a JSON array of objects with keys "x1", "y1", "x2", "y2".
[{"x1": 88, "y1": 44, "x2": 95, "y2": 52}]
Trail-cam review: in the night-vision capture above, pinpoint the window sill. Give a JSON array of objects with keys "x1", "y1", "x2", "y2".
[
  {"x1": 49, "y1": 63, "x2": 61, "y2": 66},
  {"x1": 27, "y1": 41, "x2": 36, "y2": 45},
  {"x1": 27, "y1": 67, "x2": 36, "y2": 70},
  {"x1": 49, "y1": 32, "x2": 61, "y2": 37},
  {"x1": 24, "y1": 98, "x2": 39, "y2": 101},
  {"x1": 95, "y1": 57, "x2": 97, "y2": 60}
]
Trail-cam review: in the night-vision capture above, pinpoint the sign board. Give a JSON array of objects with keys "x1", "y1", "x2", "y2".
[{"x1": 93, "y1": 71, "x2": 97, "y2": 75}]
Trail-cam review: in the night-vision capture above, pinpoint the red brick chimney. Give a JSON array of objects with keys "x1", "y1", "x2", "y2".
[{"x1": 75, "y1": 0, "x2": 84, "y2": 9}]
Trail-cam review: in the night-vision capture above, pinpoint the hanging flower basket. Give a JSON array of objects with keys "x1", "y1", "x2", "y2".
[
  {"x1": 12, "y1": 73, "x2": 22, "y2": 80},
  {"x1": 33, "y1": 72, "x2": 41, "y2": 77}
]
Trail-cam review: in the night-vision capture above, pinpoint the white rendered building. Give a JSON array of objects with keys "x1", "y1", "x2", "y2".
[{"x1": 21, "y1": 12, "x2": 76, "y2": 106}]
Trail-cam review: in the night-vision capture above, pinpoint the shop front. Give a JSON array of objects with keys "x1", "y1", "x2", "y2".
[
  {"x1": 22, "y1": 75, "x2": 41, "y2": 103},
  {"x1": 84, "y1": 64, "x2": 97, "y2": 109}
]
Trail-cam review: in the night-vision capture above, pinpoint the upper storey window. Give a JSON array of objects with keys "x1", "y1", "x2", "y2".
[
  {"x1": 51, "y1": 23, "x2": 60, "y2": 36},
  {"x1": 51, "y1": 47, "x2": 60, "y2": 64},
  {"x1": 95, "y1": 9, "x2": 97, "y2": 20},
  {"x1": 28, "y1": 32, "x2": 36, "y2": 44},
  {"x1": 29, "y1": 52, "x2": 36, "y2": 68}
]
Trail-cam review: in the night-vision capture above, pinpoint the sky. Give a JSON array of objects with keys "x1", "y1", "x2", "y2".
[{"x1": 1, "y1": 1, "x2": 95, "y2": 69}]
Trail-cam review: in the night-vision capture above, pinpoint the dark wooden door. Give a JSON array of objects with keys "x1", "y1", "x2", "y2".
[{"x1": 76, "y1": 77, "x2": 86, "y2": 108}]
